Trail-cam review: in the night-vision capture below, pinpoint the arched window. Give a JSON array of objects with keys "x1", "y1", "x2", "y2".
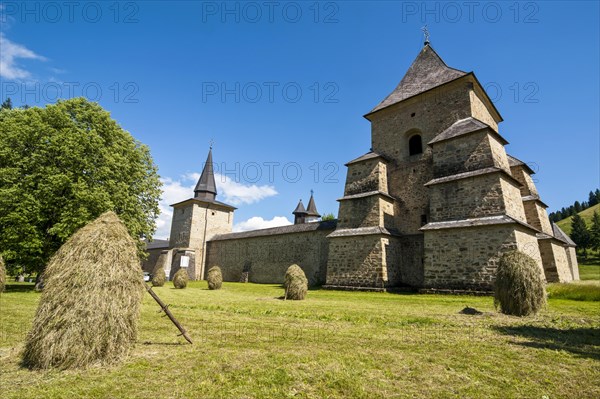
[{"x1": 409, "y1": 135, "x2": 422, "y2": 156}]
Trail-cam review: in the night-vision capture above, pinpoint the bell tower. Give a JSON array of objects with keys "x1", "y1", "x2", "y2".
[{"x1": 168, "y1": 147, "x2": 236, "y2": 280}]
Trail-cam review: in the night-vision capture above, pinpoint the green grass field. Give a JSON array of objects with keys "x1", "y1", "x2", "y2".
[
  {"x1": 556, "y1": 203, "x2": 600, "y2": 235},
  {"x1": 1, "y1": 281, "x2": 599, "y2": 399}
]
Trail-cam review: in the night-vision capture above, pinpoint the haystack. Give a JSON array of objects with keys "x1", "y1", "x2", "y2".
[
  {"x1": 173, "y1": 268, "x2": 188, "y2": 289},
  {"x1": 151, "y1": 252, "x2": 167, "y2": 287},
  {"x1": 21, "y1": 211, "x2": 144, "y2": 369},
  {"x1": 0, "y1": 254, "x2": 5, "y2": 293},
  {"x1": 284, "y1": 264, "x2": 308, "y2": 300},
  {"x1": 207, "y1": 266, "x2": 222, "y2": 290},
  {"x1": 494, "y1": 250, "x2": 546, "y2": 316}
]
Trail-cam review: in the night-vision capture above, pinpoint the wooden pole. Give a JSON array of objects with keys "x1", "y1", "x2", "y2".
[{"x1": 145, "y1": 284, "x2": 193, "y2": 344}]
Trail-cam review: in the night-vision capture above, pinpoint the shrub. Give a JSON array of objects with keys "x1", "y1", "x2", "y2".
[
  {"x1": 21, "y1": 211, "x2": 144, "y2": 369},
  {"x1": 207, "y1": 266, "x2": 222, "y2": 290},
  {"x1": 494, "y1": 250, "x2": 547, "y2": 316},
  {"x1": 0, "y1": 255, "x2": 5, "y2": 293},
  {"x1": 173, "y1": 268, "x2": 188, "y2": 289},
  {"x1": 284, "y1": 264, "x2": 308, "y2": 300},
  {"x1": 151, "y1": 252, "x2": 167, "y2": 287}
]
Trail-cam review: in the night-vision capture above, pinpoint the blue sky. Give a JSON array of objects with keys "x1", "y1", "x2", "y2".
[{"x1": 1, "y1": 1, "x2": 598, "y2": 239}]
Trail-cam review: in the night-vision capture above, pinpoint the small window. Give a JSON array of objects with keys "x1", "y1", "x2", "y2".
[
  {"x1": 409, "y1": 135, "x2": 423, "y2": 156},
  {"x1": 421, "y1": 214, "x2": 428, "y2": 226}
]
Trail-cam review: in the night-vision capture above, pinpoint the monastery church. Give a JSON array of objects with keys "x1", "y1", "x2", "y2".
[{"x1": 144, "y1": 42, "x2": 578, "y2": 291}]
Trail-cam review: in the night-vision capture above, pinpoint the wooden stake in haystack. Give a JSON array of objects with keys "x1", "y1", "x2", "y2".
[{"x1": 22, "y1": 211, "x2": 144, "y2": 369}]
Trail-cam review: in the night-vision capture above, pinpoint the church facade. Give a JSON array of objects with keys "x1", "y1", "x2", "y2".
[{"x1": 144, "y1": 43, "x2": 578, "y2": 291}]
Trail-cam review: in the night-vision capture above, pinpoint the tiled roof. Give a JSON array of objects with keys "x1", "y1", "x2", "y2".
[{"x1": 428, "y1": 117, "x2": 507, "y2": 145}]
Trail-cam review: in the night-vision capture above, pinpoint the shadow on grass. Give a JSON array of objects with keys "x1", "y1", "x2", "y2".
[
  {"x1": 494, "y1": 325, "x2": 600, "y2": 360},
  {"x1": 4, "y1": 283, "x2": 36, "y2": 293}
]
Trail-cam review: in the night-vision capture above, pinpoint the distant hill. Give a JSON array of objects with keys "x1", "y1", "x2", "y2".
[{"x1": 556, "y1": 203, "x2": 600, "y2": 236}]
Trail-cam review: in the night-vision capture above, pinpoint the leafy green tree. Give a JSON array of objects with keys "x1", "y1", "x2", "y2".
[
  {"x1": 1, "y1": 98, "x2": 12, "y2": 110},
  {"x1": 590, "y1": 211, "x2": 600, "y2": 252},
  {"x1": 321, "y1": 213, "x2": 336, "y2": 221},
  {"x1": 0, "y1": 98, "x2": 161, "y2": 275},
  {"x1": 570, "y1": 213, "x2": 590, "y2": 257}
]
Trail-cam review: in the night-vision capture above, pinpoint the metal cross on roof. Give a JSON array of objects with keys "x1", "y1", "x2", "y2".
[
  {"x1": 310, "y1": 189, "x2": 314, "y2": 196},
  {"x1": 209, "y1": 138, "x2": 214, "y2": 149},
  {"x1": 421, "y1": 25, "x2": 430, "y2": 45}
]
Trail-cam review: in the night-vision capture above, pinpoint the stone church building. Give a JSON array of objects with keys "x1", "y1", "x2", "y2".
[{"x1": 144, "y1": 43, "x2": 578, "y2": 291}]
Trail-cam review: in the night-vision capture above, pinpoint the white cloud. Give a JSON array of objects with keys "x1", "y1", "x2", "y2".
[
  {"x1": 233, "y1": 216, "x2": 292, "y2": 232},
  {"x1": 153, "y1": 173, "x2": 279, "y2": 239},
  {"x1": 185, "y1": 172, "x2": 277, "y2": 206},
  {"x1": 0, "y1": 33, "x2": 46, "y2": 80}
]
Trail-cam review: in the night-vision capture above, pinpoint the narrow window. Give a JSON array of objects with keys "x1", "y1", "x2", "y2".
[
  {"x1": 409, "y1": 135, "x2": 423, "y2": 156},
  {"x1": 421, "y1": 214, "x2": 428, "y2": 226}
]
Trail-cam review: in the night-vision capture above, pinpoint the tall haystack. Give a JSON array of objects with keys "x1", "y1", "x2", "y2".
[
  {"x1": 207, "y1": 266, "x2": 222, "y2": 290},
  {"x1": 173, "y1": 268, "x2": 188, "y2": 289},
  {"x1": 151, "y1": 252, "x2": 167, "y2": 287},
  {"x1": 22, "y1": 211, "x2": 144, "y2": 369},
  {"x1": 0, "y1": 254, "x2": 5, "y2": 293},
  {"x1": 284, "y1": 264, "x2": 308, "y2": 300},
  {"x1": 494, "y1": 250, "x2": 547, "y2": 316}
]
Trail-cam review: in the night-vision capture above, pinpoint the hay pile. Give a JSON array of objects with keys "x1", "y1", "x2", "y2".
[
  {"x1": 151, "y1": 252, "x2": 167, "y2": 287},
  {"x1": 173, "y1": 268, "x2": 188, "y2": 289},
  {"x1": 21, "y1": 211, "x2": 144, "y2": 369},
  {"x1": 207, "y1": 266, "x2": 222, "y2": 290},
  {"x1": 494, "y1": 250, "x2": 546, "y2": 316},
  {"x1": 0, "y1": 255, "x2": 5, "y2": 293},
  {"x1": 284, "y1": 264, "x2": 308, "y2": 300}
]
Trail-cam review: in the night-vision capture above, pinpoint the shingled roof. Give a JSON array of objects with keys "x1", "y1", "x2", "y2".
[
  {"x1": 552, "y1": 223, "x2": 577, "y2": 246},
  {"x1": 292, "y1": 200, "x2": 307, "y2": 215},
  {"x1": 507, "y1": 154, "x2": 535, "y2": 175},
  {"x1": 368, "y1": 44, "x2": 467, "y2": 115},
  {"x1": 428, "y1": 117, "x2": 505, "y2": 145},
  {"x1": 210, "y1": 220, "x2": 337, "y2": 241},
  {"x1": 306, "y1": 193, "x2": 320, "y2": 217},
  {"x1": 194, "y1": 147, "x2": 217, "y2": 201}
]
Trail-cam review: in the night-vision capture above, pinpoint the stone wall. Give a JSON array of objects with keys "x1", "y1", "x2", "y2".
[
  {"x1": 432, "y1": 131, "x2": 495, "y2": 178},
  {"x1": 423, "y1": 224, "x2": 532, "y2": 290},
  {"x1": 326, "y1": 234, "x2": 388, "y2": 287},
  {"x1": 337, "y1": 194, "x2": 395, "y2": 230},
  {"x1": 469, "y1": 88, "x2": 499, "y2": 132},
  {"x1": 428, "y1": 173, "x2": 522, "y2": 222},
  {"x1": 523, "y1": 199, "x2": 553, "y2": 235},
  {"x1": 205, "y1": 224, "x2": 334, "y2": 286}
]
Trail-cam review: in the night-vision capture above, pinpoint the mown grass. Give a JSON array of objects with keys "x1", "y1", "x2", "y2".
[
  {"x1": 579, "y1": 256, "x2": 600, "y2": 280},
  {"x1": 547, "y1": 281, "x2": 600, "y2": 301},
  {"x1": 1, "y1": 281, "x2": 599, "y2": 399}
]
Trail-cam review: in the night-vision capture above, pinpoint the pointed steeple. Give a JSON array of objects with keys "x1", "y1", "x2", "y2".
[
  {"x1": 367, "y1": 44, "x2": 467, "y2": 115},
  {"x1": 305, "y1": 190, "x2": 320, "y2": 218},
  {"x1": 194, "y1": 147, "x2": 217, "y2": 201},
  {"x1": 292, "y1": 199, "x2": 307, "y2": 225}
]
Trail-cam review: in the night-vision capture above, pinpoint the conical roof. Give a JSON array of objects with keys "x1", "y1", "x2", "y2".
[
  {"x1": 194, "y1": 148, "x2": 217, "y2": 201},
  {"x1": 306, "y1": 192, "x2": 320, "y2": 217},
  {"x1": 292, "y1": 200, "x2": 307, "y2": 215},
  {"x1": 368, "y1": 44, "x2": 467, "y2": 115}
]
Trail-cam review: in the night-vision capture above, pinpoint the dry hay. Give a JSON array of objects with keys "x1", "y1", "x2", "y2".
[
  {"x1": 173, "y1": 268, "x2": 188, "y2": 289},
  {"x1": 21, "y1": 211, "x2": 144, "y2": 369},
  {"x1": 284, "y1": 264, "x2": 308, "y2": 300},
  {"x1": 207, "y1": 266, "x2": 222, "y2": 290},
  {"x1": 494, "y1": 250, "x2": 546, "y2": 317},
  {"x1": 0, "y1": 254, "x2": 5, "y2": 293},
  {"x1": 151, "y1": 252, "x2": 167, "y2": 287}
]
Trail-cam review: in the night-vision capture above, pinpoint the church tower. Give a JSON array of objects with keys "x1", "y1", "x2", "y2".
[
  {"x1": 325, "y1": 41, "x2": 574, "y2": 290},
  {"x1": 167, "y1": 147, "x2": 236, "y2": 280}
]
